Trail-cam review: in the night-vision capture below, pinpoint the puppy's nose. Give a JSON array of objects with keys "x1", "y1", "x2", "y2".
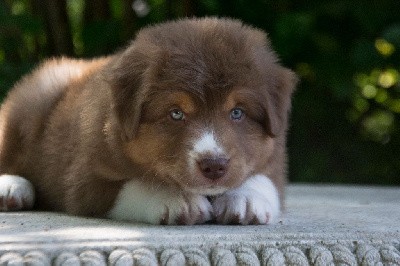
[{"x1": 198, "y1": 158, "x2": 229, "y2": 180}]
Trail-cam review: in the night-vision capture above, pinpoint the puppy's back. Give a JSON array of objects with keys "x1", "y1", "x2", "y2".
[{"x1": 0, "y1": 58, "x2": 103, "y2": 175}]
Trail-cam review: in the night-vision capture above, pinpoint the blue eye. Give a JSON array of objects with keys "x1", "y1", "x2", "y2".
[
  {"x1": 170, "y1": 109, "x2": 185, "y2": 121},
  {"x1": 230, "y1": 108, "x2": 244, "y2": 120}
]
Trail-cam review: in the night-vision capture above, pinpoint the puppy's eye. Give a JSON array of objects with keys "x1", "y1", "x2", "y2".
[
  {"x1": 230, "y1": 108, "x2": 244, "y2": 120},
  {"x1": 170, "y1": 109, "x2": 185, "y2": 121}
]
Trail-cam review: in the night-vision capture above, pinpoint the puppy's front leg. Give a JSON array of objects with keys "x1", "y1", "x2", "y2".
[
  {"x1": 107, "y1": 179, "x2": 213, "y2": 225},
  {"x1": 212, "y1": 175, "x2": 281, "y2": 225}
]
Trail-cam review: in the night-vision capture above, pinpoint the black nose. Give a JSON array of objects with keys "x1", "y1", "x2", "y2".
[{"x1": 198, "y1": 158, "x2": 229, "y2": 180}]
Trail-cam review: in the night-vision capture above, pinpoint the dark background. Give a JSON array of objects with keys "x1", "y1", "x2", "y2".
[{"x1": 1, "y1": 0, "x2": 399, "y2": 185}]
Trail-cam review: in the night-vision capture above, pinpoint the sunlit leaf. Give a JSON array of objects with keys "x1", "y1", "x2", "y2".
[
  {"x1": 378, "y1": 69, "x2": 399, "y2": 88},
  {"x1": 375, "y1": 39, "x2": 395, "y2": 57}
]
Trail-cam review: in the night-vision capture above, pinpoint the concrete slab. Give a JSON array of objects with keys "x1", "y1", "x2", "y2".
[{"x1": 0, "y1": 184, "x2": 399, "y2": 265}]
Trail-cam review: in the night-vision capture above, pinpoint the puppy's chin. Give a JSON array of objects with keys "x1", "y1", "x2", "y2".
[{"x1": 185, "y1": 186, "x2": 229, "y2": 196}]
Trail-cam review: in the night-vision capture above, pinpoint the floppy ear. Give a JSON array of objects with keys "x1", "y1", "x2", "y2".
[
  {"x1": 264, "y1": 67, "x2": 298, "y2": 137},
  {"x1": 109, "y1": 45, "x2": 150, "y2": 141}
]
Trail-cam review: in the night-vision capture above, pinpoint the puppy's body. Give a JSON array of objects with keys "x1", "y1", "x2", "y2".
[
  {"x1": 0, "y1": 58, "x2": 125, "y2": 214},
  {"x1": 0, "y1": 18, "x2": 296, "y2": 224}
]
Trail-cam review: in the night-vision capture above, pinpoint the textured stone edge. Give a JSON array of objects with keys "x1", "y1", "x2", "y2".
[{"x1": 1, "y1": 243, "x2": 400, "y2": 265}]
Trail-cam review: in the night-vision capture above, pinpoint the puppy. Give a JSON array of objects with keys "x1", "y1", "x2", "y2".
[{"x1": 0, "y1": 18, "x2": 296, "y2": 225}]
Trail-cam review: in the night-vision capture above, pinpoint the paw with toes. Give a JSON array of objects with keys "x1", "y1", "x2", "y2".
[
  {"x1": 212, "y1": 187, "x2": 279, "y2": 225},
  {"x1": 159, "y1": 194, "x2": 213, "y2": 225}
]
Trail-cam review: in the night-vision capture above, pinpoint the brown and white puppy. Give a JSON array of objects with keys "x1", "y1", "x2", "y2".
[{"x1": 0, "y1": 18, "x2": 296, "y2": 225}]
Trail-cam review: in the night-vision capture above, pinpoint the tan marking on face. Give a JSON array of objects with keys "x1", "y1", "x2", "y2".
[
  {"x1": 124, "y1": 124, "x2": 163, "y2": 165},
  {"x1": 123, "y1": 90, "x2": 198, "y2": 187},
  {"x1": 224, "y1": 88, "x2": 266, "y2": 123},
  {"x1": 223, "y1": 89, "x2": 239, "y2": 112},
  {"x1": 141, "y1": 90, "x2": 197, "y2": 122},
  {"x1": 224, "y1": 88, "x2": 260, "y2": 110},
  {"x1": 172, "y1": 91, "x2": 196, "y2": 114}
]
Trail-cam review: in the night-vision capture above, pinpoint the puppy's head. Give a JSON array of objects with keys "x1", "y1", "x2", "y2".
[{"x1": 110, "y1": 18, "x2": 297, "y2": 195}]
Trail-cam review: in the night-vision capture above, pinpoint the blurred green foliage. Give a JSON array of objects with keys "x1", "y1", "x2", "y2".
[{"x1": 0, "y1": 0, "x2": 399, "y2": 185}]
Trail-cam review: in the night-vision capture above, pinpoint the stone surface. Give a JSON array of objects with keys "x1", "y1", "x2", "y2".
[{"x1": 0, "y1": 184, "x2": 399, "y2": 265}]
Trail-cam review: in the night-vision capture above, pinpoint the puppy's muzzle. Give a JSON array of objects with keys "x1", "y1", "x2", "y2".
[{"x1": 197, "y1": 158, "x2": 230, "y2": 180}]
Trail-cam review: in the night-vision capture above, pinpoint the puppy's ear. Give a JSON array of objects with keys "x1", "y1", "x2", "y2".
[
  {"x1": 264, "y1": 67, "x2": 298, "y2": 137},
  {"x1": 109, "y1": 45, "x2": 150, "y2": 141}
]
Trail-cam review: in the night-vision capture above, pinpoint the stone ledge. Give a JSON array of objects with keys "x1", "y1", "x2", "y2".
[{"x1": 0, "y1": 185, "x2": 399, "y2": 265}]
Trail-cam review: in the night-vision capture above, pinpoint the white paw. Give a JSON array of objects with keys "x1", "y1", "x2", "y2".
[
  {"x1": 212, "y1": 175, "x2": 280, "y2": 225},
  {"x1": 0, "y1": 175, "x2": 35, "y2": 211},
  {"x1": 158, "y1": 193, "x2": 213, "y2": 225},
  {"x1": 108, "y1": 179, "x2": 213, "y2": 225}
]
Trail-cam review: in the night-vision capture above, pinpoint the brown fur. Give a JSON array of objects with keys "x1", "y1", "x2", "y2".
[{"x1": 0, "y1": 18, "x2": 296, "y2": 217}]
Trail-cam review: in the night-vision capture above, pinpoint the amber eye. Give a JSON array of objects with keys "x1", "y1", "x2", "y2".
[
  {"x1": 170, "y1": 109, "x2": 185, "y2": 121},
  {"x1": 230, "y1": 108, "x2": 244, "y2": 120}
]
